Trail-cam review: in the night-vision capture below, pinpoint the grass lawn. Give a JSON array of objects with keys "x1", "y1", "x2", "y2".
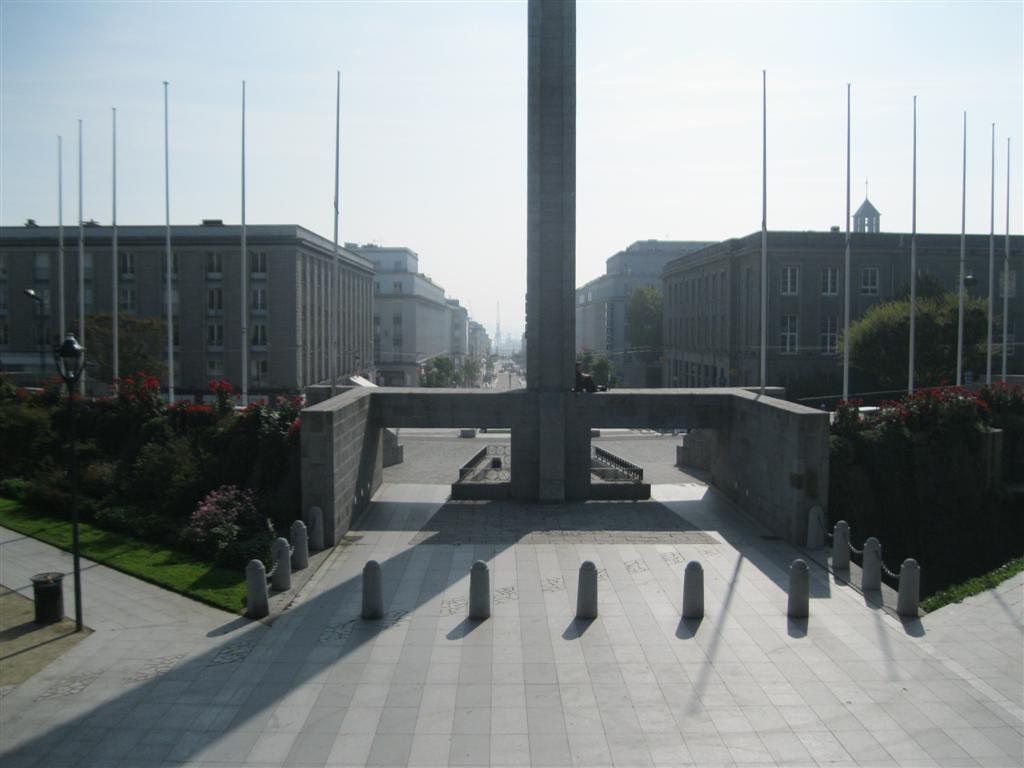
[
  {"x1": 920, "y1": 557, "x2": 1024, "y2": 613},
  {"x1": 0, "y1": 498, "x2": 246, "y2": 613}
]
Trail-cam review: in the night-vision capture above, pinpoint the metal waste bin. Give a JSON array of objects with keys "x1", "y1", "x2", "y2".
[{"x1": 31, "y1": 572, "x2": 65, "y2": 624}]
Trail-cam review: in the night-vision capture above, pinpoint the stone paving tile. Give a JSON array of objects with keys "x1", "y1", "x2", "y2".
[{"x1": 2, "y1": 479, "x2": 1023, "y2": 767}]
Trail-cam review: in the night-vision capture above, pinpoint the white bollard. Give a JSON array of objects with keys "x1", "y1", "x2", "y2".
[
  {"x1": 576, "y1": 561, "x2": 598, "y2": 620},
  {"x1": 861, "y1": 537, "x2": 882, "y2": 591},
  {"x1": 787, "y1": 559, "x2": 810, "y2": 619},
  {"x1": 246, "y1": 560, "x2": 269, "y2": 619},
  {"x1": 832, "y1": 520, "x2": 850, "y2": 571},
  {"x1": 806, "y1": 506, "x2": 825, "y2": 549},
  {"x1": 682, "y1": 561, "x2": 704, "y2": 619},
  {"x1": 897, "y1": 558, "x2": 920, "y2": 617},
  {"x1": 270, "y1": 537, "x2": 292, "y2": 591},
  {"x1": 362, "y1": 560, "x2": 383, "y2": 619},
  {"x1": 306, "y1": 506, "x2": 324, "y2": 551},
  {"x1": 290, "y1": 520, "x2": 309, "y2": 571},
  {"x1": 469, "y1": 561, "x2": 490, "y2": 620}
]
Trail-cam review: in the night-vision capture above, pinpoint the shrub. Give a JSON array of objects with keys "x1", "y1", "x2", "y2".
[
  {"x1": 123, "y1": 437, "x2": 204, "y2": 521},
  {"x1": 180, "y1": 485, "x2": 274, "y2": 567},
  {"x1": 0, "y1": 477, "x2": 31, "y2": 501}
]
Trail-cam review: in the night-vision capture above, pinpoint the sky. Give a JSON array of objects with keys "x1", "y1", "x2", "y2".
[{"x1": 2, "y1": 1, "x2": 1022, "y2": 340}]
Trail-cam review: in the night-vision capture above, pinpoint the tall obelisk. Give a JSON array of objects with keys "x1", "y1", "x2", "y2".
[{"x1": 520, "y1": 0, "x2": 580, "y2": 501}]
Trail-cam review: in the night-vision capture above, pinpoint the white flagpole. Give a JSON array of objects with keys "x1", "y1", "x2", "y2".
[
  {"x1": 1004, "y1": 138, "x2": 1011, "y2": 380},
  {"x1": 332, "y1": 71, "x2": 341, "y2": 397},
  {"x1": 956, "y1": 112, "x2": 967, "y2": 386},
  {"x1": 759, "y1": 69, "x2": 767, "y2": 395},
  {"x1": 58, "y1": 136, "x2": 65, "y2": 340},
  {"x1": 112, "y1": 107, "x2": 119, "y2": 387},
  {"x1": 78, "y1": 119, "x2": 86, "y2": 396},
  {"x1": 164, "y1": 82, "x2": 174, "y2": 404},
  {"x1": 241, "y1": 80, "x2": 248, "y2": 407},
  {"x1": 986, "y1": 122, "x2": 995, "y2": 385},
  {"x1": 842, "y1": 84, "x2": 851, "y2": 402},
  {"x1": 908, "y1": 96, "x2": 917, "y2": 393}
]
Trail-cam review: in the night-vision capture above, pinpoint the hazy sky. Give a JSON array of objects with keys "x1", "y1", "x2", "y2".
[{"x1": 2, "y1": 1, "x2": 1021, "y2": 339}]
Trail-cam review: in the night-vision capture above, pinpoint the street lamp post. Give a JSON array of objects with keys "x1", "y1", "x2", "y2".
[
  {"x1": 54, "y1": 334, "x2": 85, "y2": 631},
  {"x1": 22, "y1": 289, "x2": 46, "y2": 375}
]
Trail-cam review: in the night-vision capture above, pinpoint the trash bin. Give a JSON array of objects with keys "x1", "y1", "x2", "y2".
[{"x1": 31, "y1": 572, "x2": 65, "y2": 624}]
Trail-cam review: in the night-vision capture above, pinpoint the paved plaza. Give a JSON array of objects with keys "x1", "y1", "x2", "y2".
[{"x1": 1, "y1": 468, "x2": 1022, "y2": 767}]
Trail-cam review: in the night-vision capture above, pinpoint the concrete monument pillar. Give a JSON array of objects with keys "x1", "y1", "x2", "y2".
[{"x1": 520, "y1": 0, "x2": 588, "y2": 501}]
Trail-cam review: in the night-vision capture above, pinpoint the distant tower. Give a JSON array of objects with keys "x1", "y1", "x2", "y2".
[{"x1": 853, "y1": 196, "x2": 881, "y2": 233}]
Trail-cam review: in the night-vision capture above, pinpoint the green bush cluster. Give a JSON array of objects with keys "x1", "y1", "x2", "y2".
[
  {"x1": 0, "y1": 374, "x2": 302, "y2": 570},
  {"x1": 829, "y1": 384, "x2": 1024, "y2": 597}
]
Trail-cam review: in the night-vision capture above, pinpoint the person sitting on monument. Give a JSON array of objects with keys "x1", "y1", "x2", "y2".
[{"x1": 574, "y1": 361, "x2": 598, "y2": 393}]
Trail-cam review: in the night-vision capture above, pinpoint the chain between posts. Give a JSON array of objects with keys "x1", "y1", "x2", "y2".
[
  {"x1": 264, "y1": 543, "x2": 295, "y2": 581},
  {"x1": 826, "y1": 527, "x2": 902, "y2": 581}
]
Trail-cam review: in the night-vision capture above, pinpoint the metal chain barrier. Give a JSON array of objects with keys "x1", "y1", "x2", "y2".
[{"x1": 264, "y1": 543, "x2": 295, "y2": 582}]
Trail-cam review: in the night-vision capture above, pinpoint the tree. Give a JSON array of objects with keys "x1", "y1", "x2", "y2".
[
  {"x1": 626, "y1": 287, "x2": 662, "y2": 363},
  {"x1": 462, "y1": 358, "x2": 481, "y2": 387},
  {"x1": 845, "y1": 292, "x2": 992, "y2": 390},
  {"x1": 421, "y1": 356, "x2": 455, "y2": 387},
  {"x1": 591, "y1": 356, "x2": 614, "y2": 387},
  {"x1": 578, "y1": 349, "x2": 594, "y2": 371},
  {"x1": 85, "y1": 314, "x2": 168, "y2": 384}
]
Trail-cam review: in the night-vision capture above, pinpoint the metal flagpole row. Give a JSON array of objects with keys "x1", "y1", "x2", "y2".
[
  {"x1": 842, "y1": 84, "x2": 851, "y2": 402},
  {"x1": 1004, "y1": 139, "x2": 1011, "y2": 381},
  {"x1": 78, "y1": 119, "x2": 86, "y2": 396},
  {"x1": 241, "y1": 81, "x2": 248, "y2": 407},
  {"x1": 759, "y1": 70, "x2": 767, "y2": 396},
  {"x1": 956, "y1": 112, "x2": 967, "y2": 386},
  {"x1": 57, "y1": 137, "x2": 65, "y2": 342},
  {"x1": 112, "y1": 107, "x2": 119, "y2": 387},
  {"x1": 908, "y1": 96, "x2": 917, "y2": 393},
  {"x1": 332, "y1": 71, "x2": 341, "y2": 397},
  {"x1": 986, "y1": 122, "x2": 995, "y2": 385},
  {"x1": 164, "y1": 82, "x2": 174, "y2": 404}
]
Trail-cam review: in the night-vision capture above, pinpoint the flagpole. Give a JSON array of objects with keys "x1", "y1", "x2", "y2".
[
  {"x1": 842, "y1": 83, "x2": 851, "y2": 402},
  {"x1": 112, "y1": 107, "x2": 119, "y2": 388},
  {"x1": 332, "y1": 70, "x2": 341, "y2": 397},
  {"x1": 241, "y1": 80, "x2": 248, "y2": 407},
  {"x1": 164, "y1": 81, "x2": 174, "y2": 404},
  {"x1": 956, "y1": 112, "x2": 966, "y2": 386},
  {"x1": 759, "y1": 69, "x2": 767, "y2": 395},
  {"x1": 986, "y1": 122, "x2": 995, "y2": 385},
  {"x1": 1004, "y1": 138, "x2": 1011, "y2": 380},
  {"x1": 908, "y1": 96, "x2": 917, "y2": 393},
  {"x1": 78, "y1": 119, "x2": 85, "y2": 396},
  {"x1": 58, "y1": 136, "x2": 65, "y2": 341}
]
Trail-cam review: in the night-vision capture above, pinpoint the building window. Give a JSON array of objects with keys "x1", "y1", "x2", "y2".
[
  {"x1": 249, "y1": 251, "x2": 267, "y2": 275},
  {"x1": 392, "y1": 312, "x2": 402, "y2": 326},
  {"x1": 207, "y1": 356, "x2": 224, "y2": 378},
  {"x1": 173, "y1": 321, "x2": 180, "y2": 348},
  {"x1": 207, "y1": 287, "x2": 223, "y2": 314},
  {"x1": 393, "y1": 260, "x2": 403, "y2": 272},
  {"x1": 251, "y1": 323, "x2": 267, "y2": 348},
  {"x1": 1000, "y1": 269, "x2": 1017, "y2": 299},
  {"x1": 0, "y1": 320, "x2": 7, "y2": 345},
  {"x1": 119, "y1": 251, "x2": 135, "y2": 277},
  {"x1": 861, "y1": 267, "x2": 879, "y2": 296},
  {"x1": 821, "y1": 267, "x2": 839, "y2": 295},
  {"x1": 781, "y1": 266, "x2": 799, "y2": 296},
  {"x1": 780, "y1": 315, "x2": 798, "y2": 354},
  {"x1": 35, "y1": 253, "x2": 50, "y2": 281},
  {"x1": 392, "y1": 282, "x2": 402, "y2": 294},
  {"x1": 207, "y1": 323, "x2": 224, "y2": 348},
  {"x1": 119, "y1": 286, "x2": 136, "y2": 312},
  {"x1": 0, "y1": 253, "x2": 7, "y2": 280},
  {"x1": 84, "y1": 285, "x2": 94, "y2": 310},
  {"x1": 820, "y1": 316, "x2": 838, "y2": 354},
  {"x1": 250, "y1": 358, "x2": 268, "y2": 384},
  {"x1": 0, "y1": 286, "x2": 7, "y2": 314},
  {"x1": 161, "y1": 251, "x2": 178, "y2": 279},
  {"x1": 206, "y1": 251, "x2": 222, "y2": 276},
  {"x1": 251, "y1": 287, "x2": 267, "y2": 313}
]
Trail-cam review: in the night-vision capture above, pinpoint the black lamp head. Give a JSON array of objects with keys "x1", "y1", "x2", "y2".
[{"x1": 54, "y1": 334, "x2": 86, "y2": 383}]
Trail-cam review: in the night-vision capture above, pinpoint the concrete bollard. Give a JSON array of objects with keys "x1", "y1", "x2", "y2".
[
  {"x1": 306, "y1": 506, "x2": 324, "y2": 551},
  {"x1": 270, "y1": 538, "x2": 292, "y2": 591},
  {"x1": 861, "y1": 537, "x2": 882, "y2": 591},
  {"x1": 897, "y1": 558, "x2": 920, "y2": 617},
  {"x1": 806, "y1": 506, "x2": 825, "y2": 549},
  {"x1": 832, "y1": 520, "x2": 850, "y2": 571},
  {"x1": 576, "y1": 561, "x2": 598, "y2": 620},
  {"x1": 362, "y1": 560, "x2": 384, "y2": 619},
  {"x1": 787, "y1": 559, "x2": 810, "y2": 618},
  {"x1": 246, "y1": 560, "x2": 269, "y2": 619},
  {"x1": 469, "y1": 561, "x2": 490, "y2": 620},
  {"x1": 682, "y1": 561, "x2": 704, "y2": 619},
  {"x1": 290, "y1": 520, "x2": 309, "y2": 571}
]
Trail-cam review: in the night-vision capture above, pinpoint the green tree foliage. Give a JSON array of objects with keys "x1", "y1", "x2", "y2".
[
  {"x1": 845, "y1": 292, "x2": 992, "y2": 390},
  {"x1": 462, "y1": 358, "x2": 481, "y2": 387},
  {"x1": 85, "y1": 313, "x2": 168, "y2": 384},
  {"x1": 591, "y1": 356, "x2": 613, "y2": 387},
  {"x1": 421, "y1": 356, "x2": 455, "y2": 387},
  {"x1": 626, "y1": 287, "x2": 662, "y2": 363}
]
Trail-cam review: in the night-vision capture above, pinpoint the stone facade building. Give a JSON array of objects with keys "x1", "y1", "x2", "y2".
[
  {"x1": 575, "y1": 240, "x2": 712, "y2": 386},
  {"x1": 468, "y1": 320, "x2": 492, "y2": 362},
  {"x1": 0, "y1": 222, "x2": 374, "y2": 395},
  {"x1": 662, "y1": 220, "x2": 1022, "y2": 400}
]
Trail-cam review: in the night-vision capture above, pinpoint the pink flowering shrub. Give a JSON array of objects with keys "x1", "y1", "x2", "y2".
[{"x1": 180, "y1": 485, "x2": 273, "y2": 566}]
